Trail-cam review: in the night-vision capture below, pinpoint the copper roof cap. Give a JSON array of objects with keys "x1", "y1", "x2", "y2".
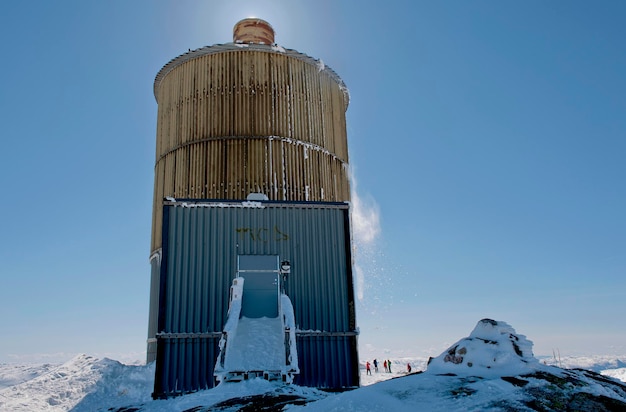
[{"x1": 233, "y1": 18, "x2": 275, "y2": 44}]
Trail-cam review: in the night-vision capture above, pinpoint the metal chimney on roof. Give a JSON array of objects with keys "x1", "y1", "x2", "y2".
[{"x1": 233, "y1": 18, "x2": 275, "y2": 44}]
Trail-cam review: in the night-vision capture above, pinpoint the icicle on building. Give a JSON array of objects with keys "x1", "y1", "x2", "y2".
[{"x1": 146, "y1": 18, "x2": 359, "y2": 398}]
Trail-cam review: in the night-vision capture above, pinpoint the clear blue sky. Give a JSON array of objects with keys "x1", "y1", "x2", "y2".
[{"x1": 1, "y1": 1, "x2": 624, "y2": 364}]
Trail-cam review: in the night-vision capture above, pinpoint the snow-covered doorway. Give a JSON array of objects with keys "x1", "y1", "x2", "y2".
[{"x1": 237, "y1": 255, "x2": 280, "y2": 319}]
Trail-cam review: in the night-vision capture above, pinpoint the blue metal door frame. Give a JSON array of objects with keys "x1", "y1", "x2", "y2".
[{"x1": 237, "y1": 255, "x2": 280, "y2": 319}]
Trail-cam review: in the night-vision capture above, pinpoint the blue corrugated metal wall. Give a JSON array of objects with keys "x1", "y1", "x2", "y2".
[
  {"x1": 146, "y1": 254, "x2": 161, "y2": 362},
  {"x1": 152, "y1": 200, "x2": 359, "y2": 398}
]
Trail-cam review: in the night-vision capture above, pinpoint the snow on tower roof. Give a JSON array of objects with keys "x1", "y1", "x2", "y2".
[{"x1": 153, "y1": 42, "x2": 349, "y2": 108}]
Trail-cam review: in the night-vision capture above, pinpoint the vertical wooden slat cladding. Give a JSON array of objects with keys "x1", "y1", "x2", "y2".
[{"x1": 151, "y1": 46, "x2": 350, "y2": 252}]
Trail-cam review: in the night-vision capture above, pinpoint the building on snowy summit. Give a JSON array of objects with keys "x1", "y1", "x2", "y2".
[{"x1": 146, "y1": 18, "x2": 359, "y2": 398}]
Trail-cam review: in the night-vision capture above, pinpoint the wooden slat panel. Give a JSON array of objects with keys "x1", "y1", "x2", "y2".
[{"x1": 152, "y1": 49, "x2": 350, "y2": 251}]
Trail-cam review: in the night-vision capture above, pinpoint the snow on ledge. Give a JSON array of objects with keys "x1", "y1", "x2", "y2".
[
  {"x1": 165, "y1": 197, "x2": 265, "y2": 209},
  {"x1": 271, "y1": 44, "x2": 286, "y2": 53}
]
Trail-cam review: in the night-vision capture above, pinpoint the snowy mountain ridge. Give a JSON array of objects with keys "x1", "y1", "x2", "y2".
[
  {"x1": 2, "y1": 320, "x2": 626, "y2": 411},
  {"x1": 0, "y1": 354, "x2": 154, "y2": 411}
]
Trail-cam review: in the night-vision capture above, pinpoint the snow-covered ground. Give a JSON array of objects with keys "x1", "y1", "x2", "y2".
[{"x1": 1, "y1": 320, "x2": 625, "y2": 411}]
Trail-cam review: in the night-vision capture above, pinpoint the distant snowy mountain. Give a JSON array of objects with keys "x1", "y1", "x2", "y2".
[
  {"x1": 1, "y1": 320, "x2": 625, "y2": 411},
  {"x1": 0, "y1": 354, "x2": 154, "y2": 411},
  {"x1": 603, "y1": 368, "x2": 626, "y2": 384},
  {"x1": 0, "y1": 363, "x2": 56, "y2": 390}
]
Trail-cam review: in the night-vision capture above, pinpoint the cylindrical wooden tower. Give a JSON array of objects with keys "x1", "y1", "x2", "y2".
[
  {"x1": 149, "y1": 18, "x2": 351, "y2": 254},
  {"x1": 147, "y1": 19, "x2": 352, "y2": 364}
]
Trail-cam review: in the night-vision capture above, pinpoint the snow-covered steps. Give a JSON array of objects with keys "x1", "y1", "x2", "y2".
[{"x1": 214, "y1": 276, "x2": 299, "y2": 385}]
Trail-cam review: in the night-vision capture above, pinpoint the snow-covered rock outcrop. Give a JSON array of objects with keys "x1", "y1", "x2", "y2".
[{"x1": 426, "y1": 318, "x2": 539, "y2": 378}]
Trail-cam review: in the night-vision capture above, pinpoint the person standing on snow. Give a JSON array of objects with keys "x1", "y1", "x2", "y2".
[
  {"x1": 366, "y1": 361, "x2": 372, "y2": 375},
  {"x1": 407, "y1": 363, "x2": 412, "y2": 373},
  {"x1": 373, "y1": 358, "x2": 378, "y2": 373},
  {"x1": 387, "y1": 359, "x2": 392, "y2": 373},
  {"x1": 383, "y1": 360, "x2": 387, "y2": 373}
]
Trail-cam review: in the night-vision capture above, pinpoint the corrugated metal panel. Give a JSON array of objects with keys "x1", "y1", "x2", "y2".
[
  {"x1": 294, "y1": 335, "x2": 359, "y2": 389},
  {"x1": 146, "y1": 251, "x2": 161, "y2": 363},
  {"x1": 153, "y1": 200, "x2": 359, "y2": 397},
  {"x1": 153, "y1": 337, "x2": 220, "y2": 399}
]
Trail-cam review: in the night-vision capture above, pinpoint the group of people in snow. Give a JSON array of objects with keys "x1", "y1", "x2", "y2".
[{"x1": 365, "y1": 359, "x2": 413, "y2": 375}]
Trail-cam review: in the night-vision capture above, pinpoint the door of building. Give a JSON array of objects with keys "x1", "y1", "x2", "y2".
[{"x1": 237, "y1": 255, "x2": 280, "y2": 319}]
